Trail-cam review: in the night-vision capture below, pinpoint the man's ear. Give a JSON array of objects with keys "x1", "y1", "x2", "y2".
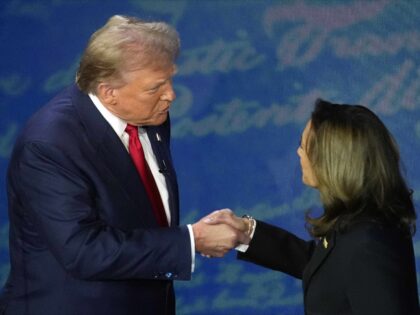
[{"x1": 97, "y1": 83, "x2": 117, "y2": 106}]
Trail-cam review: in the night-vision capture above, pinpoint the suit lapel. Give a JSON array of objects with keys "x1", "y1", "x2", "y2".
[
  {"x1": 146, "y1": 125, "x2": 179, "y2": 226},
  {"x1": 96, "y1": 129, "x2": 157, "y2": 225},
  {"x1": 71, "y1": 85, "x2": 158, "y2": 226},
  {"x1": 302, "y1": 231, "x2": 336, "y2": 295}
]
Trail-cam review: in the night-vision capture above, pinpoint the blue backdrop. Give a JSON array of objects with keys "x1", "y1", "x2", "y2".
[{"x1": 1, "y1": 1, "x2": 419, "y2": 314}]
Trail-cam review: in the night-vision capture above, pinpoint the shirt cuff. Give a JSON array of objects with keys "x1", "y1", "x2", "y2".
[
  {"x1": 235, "y1": 219, "x2": 257, "y2": 253},
  {"x1": 187, "y1": 224, "x2": 195, "y2": 272}
]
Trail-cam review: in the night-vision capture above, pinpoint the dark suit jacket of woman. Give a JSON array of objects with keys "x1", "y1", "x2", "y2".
[{"x1": 238, "y1": 219, "x2": 420, "y2": 315}]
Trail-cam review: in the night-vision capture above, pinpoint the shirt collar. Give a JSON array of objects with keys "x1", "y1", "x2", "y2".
[{"x1": 88, "y1": 93, "x2": 127, "y2": 139}]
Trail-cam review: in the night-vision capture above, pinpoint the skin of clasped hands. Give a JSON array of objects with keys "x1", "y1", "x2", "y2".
[{"x1": 192, "y1": 209, "x2": 249, "y2": 258}]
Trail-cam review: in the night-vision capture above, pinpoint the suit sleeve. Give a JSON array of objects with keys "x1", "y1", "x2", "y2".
[
  {"x1": 346, "y1": 228, "x2": 420, "y2": 314},
  {"x1": 237, "y1": 220, "x2": 315, "y2": 279},
  {"x1": 10, "y1": 140, "x2": 192, "y2": 281}
]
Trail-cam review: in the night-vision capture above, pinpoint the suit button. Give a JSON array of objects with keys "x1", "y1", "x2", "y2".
[{"x1": 165, "y1": 272, "x2": 173, "y2": 278}]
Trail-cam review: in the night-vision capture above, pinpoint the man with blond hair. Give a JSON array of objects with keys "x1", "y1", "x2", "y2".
[{"x1": 0, "y1": 15, "x2": 247, "y2": 315}]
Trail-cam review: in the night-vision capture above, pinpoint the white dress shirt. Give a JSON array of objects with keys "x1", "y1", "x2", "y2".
[{"x1": 88, "y1": 94, "x2": 195, "y2": 271}]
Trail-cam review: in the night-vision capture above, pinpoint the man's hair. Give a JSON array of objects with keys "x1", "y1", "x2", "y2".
[
  {"x1": 305, "y1": 99, "x2": 416, "y2": 237},
  {"x1": 76, "y1": 15, "x2": 180, "y2": 94}
]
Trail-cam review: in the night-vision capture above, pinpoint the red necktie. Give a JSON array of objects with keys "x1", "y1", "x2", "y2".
[{"x1": 125, "y1": 124, "x2": 168, "y2": 227}]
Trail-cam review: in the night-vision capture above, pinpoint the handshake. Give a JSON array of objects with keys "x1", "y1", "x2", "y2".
[{"x1": 192, "y1": 209, "x2": 253, "y2": 258}]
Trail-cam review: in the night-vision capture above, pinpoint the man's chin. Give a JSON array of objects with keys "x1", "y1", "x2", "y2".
[
  {"x1": 151, "y1": 113, "x2": 169, "y2": 126},
  {"x1": 137, "y1": 112, "x2": 169, "y2": 127}
]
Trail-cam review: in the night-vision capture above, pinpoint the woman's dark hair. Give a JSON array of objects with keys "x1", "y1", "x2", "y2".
[{"x1": 305, "y1": 99, "x2": 416, "y2": 237}]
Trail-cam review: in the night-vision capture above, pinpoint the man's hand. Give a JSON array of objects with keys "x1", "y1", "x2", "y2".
[
  {"x1": 192, "y1": 210, "x2": 250, "y2": 257},
  {"x1": 203, "y1": 209, "x2": 249, "y2": 233}
]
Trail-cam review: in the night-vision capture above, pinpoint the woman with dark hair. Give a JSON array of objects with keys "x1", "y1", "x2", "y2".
[{"x1": 207, "y1": 99, "x2": 420, "y2": 314}]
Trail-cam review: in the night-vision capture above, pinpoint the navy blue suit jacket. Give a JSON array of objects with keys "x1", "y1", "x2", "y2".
[{"x1": 0, "y1": 85, "x2": 192, "y2": 315}]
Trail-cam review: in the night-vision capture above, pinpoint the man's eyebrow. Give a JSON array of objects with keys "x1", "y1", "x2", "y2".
[{"x1": 148, "y1": 78, "x2": 169, "y2": 90}]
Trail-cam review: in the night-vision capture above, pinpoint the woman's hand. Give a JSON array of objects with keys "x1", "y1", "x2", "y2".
[{"x1": 203, "y1": 209, "x2": 251, "y2": 244}]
